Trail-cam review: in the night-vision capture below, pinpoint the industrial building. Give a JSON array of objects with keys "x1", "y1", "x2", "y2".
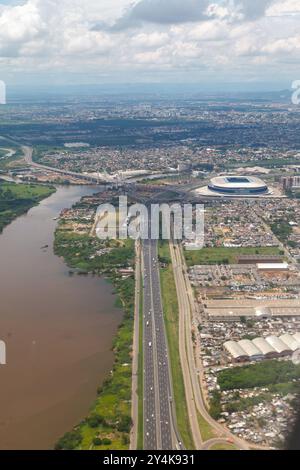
[
  {"x1": 252, "y1": 338, "x2": 278, "y2": 359},
  {"x1": 282, "y1": 175, "x2": 300, "y2": 191},
  {"x1": 224, "y1": 341, "x2": 248, "y2": 362},
  {"x1": 237, "y1": 255, "x2": 284, "y2": 265},
  {"x1": 224, "y1": 334, "x2": 300, "y2": 362},
  {"x1": 280, "y1": 334, "x2": 300, "y2": 352},
  {"x1": 238, "y1": 340, "x2": 264, "y2": 361},
  {"x1": 206, "y1": 299, "x2": 300, "y2": 321},
  {"x1": 265, "y1": 335, "x2": 291, "y2": 357}
]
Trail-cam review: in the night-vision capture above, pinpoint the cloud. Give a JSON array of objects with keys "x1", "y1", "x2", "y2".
[
  {"x1": 0, "y1": 1, "x2": 45, "y2": 43},
  {"x1": 235, "y1": 0, "x2": 275, "y2": 20},
  {"x1": 0, "y1": 0, "x2": 299, "y2": 86},
  {"x1": 110, "y1": 0, "x2": 276, "y2": 31},
  {"x1": 112, "y1": 0, "x2": 209, "y2": 30}
]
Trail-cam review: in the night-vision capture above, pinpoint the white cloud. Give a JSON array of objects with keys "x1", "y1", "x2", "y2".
[
  {"x1": 133, "y1": 32, "x2": 169, "y2": 49},
  {"x1": 0, "y1": 0, "x2": 299, "y2": 85},
  {"x1": 0, "y1": 1, "x2": 45, "y2": 43},
  {"x1": 267, "y1": 0, "x2": 300, "y2": 16}
]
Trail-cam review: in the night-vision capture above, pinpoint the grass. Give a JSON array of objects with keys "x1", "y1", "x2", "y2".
[
  {"x1": 197, "y1": 412, "x2": 217, "y2": 442},
  {"x1": 137, "y1": 265, "x2": 144, "y2": 450},
  {"x1": 185, "y1": 246, "x2": 282, "y2": 267},
  {"x1": 0, "y1": 181, "x2": 55, "y2": 232},
  {"x1": 159, "y1": 241, "x2": 195, "y2": 450},
  {"x1": 209, "y1": 443, "x2": 237, "y2": 451}
]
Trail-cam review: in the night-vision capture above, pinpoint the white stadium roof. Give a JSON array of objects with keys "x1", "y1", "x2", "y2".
[{"x1": 209, "y1": 175, "x2": 267, "y2": 190}]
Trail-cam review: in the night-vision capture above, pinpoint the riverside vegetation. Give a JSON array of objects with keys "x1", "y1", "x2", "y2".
[
  {"x1": 0, "y1": 181, "x2": 55, "y2": 233},
  {"x1": 54, "y1": 215, "x2": 135, "y2": 450}
]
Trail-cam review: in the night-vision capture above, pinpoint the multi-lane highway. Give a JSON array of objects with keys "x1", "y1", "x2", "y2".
[{"x1": 142, "y1": 238, "x2": 178, "y2": 450}]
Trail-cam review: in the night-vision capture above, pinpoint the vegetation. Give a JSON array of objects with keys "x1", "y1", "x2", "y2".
[
  {"x1": 224, "y1": 393, "x2": 273, "y2": 413},
  {"x1": 197, "y1": 412, "x2": 217, "y2": 442},
  {"x1": 54, "y1": 429, "x2": 82, "y2": 450},
  {"x1": 218, "y1": 360, "x2": 300, "y2": 391},
  {"x1": 54, "y1": 224, "x2": 135, "y2": 450},
  {"x1": 184, "y1": 246, "x2": 281, "y2": 266},
  {"x1": 209, "y1": 443, "x2": 237, "y2": 451},
  {"x1": 0, "y1": 181, "x2": 55, "y2": 232},
  {"x1": 270, "y1": 219, "x2": 293, "y2": 242},
  {"x1": 0, "y1": 144, "x2": 23, "y2": 170},
  {"x1": 209, "y1": 391, "x2": 222, "y2": 420},
  {"x1": 54, "y1": 230, "x2": 134, "y2": 273},
  {"x1": 159, "y1": 241, "x2": 194, "y2": 450}
]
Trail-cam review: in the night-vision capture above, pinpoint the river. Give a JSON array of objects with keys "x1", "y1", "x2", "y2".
[{"x1": 0, "y1": 185, "x2": 123, "y2": 449}]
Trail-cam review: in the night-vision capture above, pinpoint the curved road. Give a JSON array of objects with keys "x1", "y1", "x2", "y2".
[{"x1": 170, "y1": 240, "x2": 252, "y2": 451}]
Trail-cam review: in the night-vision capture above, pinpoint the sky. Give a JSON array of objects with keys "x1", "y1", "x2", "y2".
[{"x1": 0, "y1": 0, "x2": 300, "y2": 89}]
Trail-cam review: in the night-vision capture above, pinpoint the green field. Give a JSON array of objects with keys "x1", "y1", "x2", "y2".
[
  {"x1": 209, "y1": 443, "x2": 237, "y2": 451},
  {"x1": 159, "y1": 242, "x2": 195, "y2": 450},
  {"x1": 0, "y1": 181, "x2": 55, "y2": 232},
  {"x1": 185, "y1": 246, "x2": 282, "y2": 267},
  {"x1": 197, "y1": 412, "x2": 217, "y2": 442}
]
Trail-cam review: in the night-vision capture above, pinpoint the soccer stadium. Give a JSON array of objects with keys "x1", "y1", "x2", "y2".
[{"x1": 195, "y1": 175, "x2": 273, "y2": 198}]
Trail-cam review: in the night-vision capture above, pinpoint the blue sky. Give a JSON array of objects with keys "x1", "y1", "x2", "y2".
[{"x1": 0, "y1": 0, "x2": 299, "y2": 89}]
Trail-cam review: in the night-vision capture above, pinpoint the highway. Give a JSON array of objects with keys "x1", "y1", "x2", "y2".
[
  {"x1": 142, "y1": 238, "x2": 179, "y2": 450},
  {"x1": 21, "y1": 145, "x2": 103, "y2": 184}
]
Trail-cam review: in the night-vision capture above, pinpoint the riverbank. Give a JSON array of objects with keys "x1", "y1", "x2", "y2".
[
  {"x1": 0, "y1": 181, "x2": 55, "y2": 233},
  {"x1": 53, "y1": 202, "x2": 135, "y2": 450},
  {"x1": 0, "y1": 185, "x2": 124, "y2": 450}
]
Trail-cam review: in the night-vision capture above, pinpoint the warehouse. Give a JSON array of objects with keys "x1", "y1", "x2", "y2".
[
  {"x1": 206, "y1": 299, "x2": 300, "y2": 321},
  {"x1": 223, "y1": 334, "x2": 300, "y2": 362},
  {"x1": 238, "y1": 340, "x2": 264, "y2": 361},
  {"x1": 293, "y1": 333, "x2": 300, "y2": 343},
  {"x1": 252, "y1": 338, "x2": 278, "y2": 359},
  {"x1": 280, "y1": 334, "x2": 300, "y2": 352},
  {"x1": 256, "y1": 263, "x2": 289, "y2": 272},
  {"x1": 265, "y1": 336, "x2": 292, "y2": 357},
  {"x1": 224, "y1": 341, "x2": 248, "y2": 363}
]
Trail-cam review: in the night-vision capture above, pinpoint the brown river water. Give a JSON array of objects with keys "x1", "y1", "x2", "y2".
[{"x1": 0, "y1": 185, "x2": 123, "y2": 449}]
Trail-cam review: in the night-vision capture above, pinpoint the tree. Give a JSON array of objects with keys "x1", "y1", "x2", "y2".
[
  {"x1": 55, "y1": 430, "x2": 82, "y2": 450},
  {"x1": 93, "y1": 437, "x2": 102, "y2": 446}
]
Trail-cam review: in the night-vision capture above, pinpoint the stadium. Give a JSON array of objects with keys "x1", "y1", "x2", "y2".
[
  {"x1": 195, "y1": 175, "x2": 273, "y2": 198},
  {"x1": 208, "y1": 175, "x2": 269, "y2": 195}
]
